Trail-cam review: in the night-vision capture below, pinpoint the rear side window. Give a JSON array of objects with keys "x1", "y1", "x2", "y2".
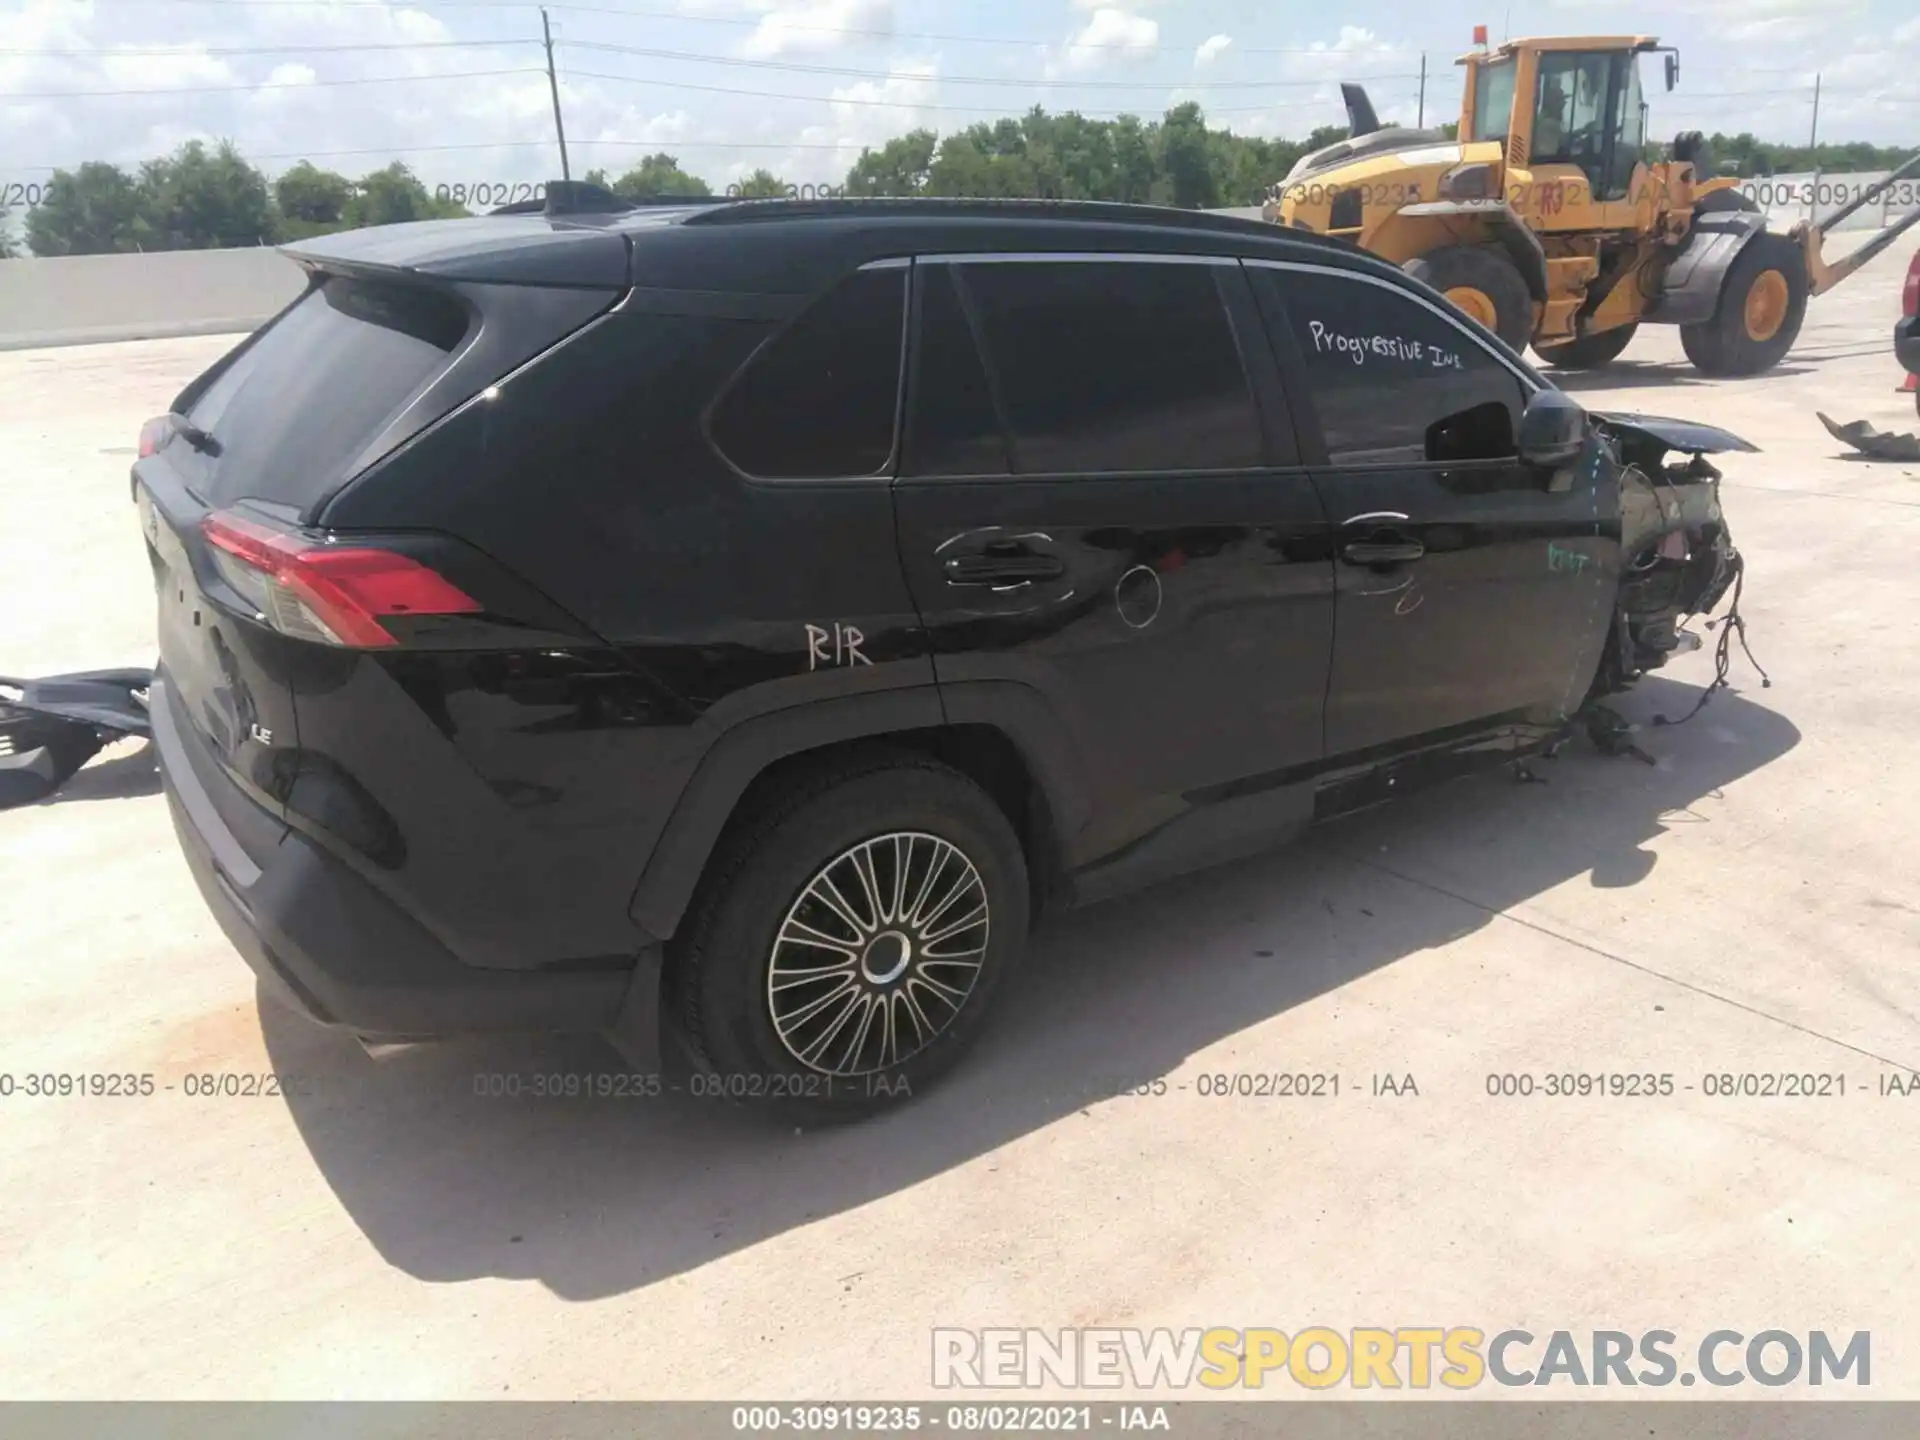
[
  {"x1": 181, "y1": 275, "x2": 469, "y2": 507},
  {"x1": 708, "y1": 265, "x2": 907, "y2": 479},
  {"x1": 955, "y1": 259, "x2": 1264, "y2": 475},
  {"x1": 1270, "y1": 270, "x2": 1526, "y2": 466}
]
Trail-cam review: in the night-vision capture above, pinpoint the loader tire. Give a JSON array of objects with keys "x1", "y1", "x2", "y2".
[
  {"x1": 1405, "y1": 245, "x2": 1535, "y2": 354},
  {"x1": 1534, "y1": 323, "x2": 1638, "y2": 371},
  {"x1": 1679, "y1": 232, "x2": 1808, "y2": 377},
  {"x1": 1693, "y1": 188, "x2": 1763, "y2": 216}
]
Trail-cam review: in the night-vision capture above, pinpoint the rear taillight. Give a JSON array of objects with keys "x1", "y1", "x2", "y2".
[
  {"x1": 1905, "y1": 252, "x2": 1920, "y2": 318},
  {"x1": 201, "y1": 510, "x2": 481, "y2": 648},
  {"x1": 137, "y1": 416, "x2": 171, "y2": 458}
]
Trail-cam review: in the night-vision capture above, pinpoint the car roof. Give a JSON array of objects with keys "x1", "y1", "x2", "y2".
[{"x1": 280, "y1": 195, "x2": 1391, "y2": 294}]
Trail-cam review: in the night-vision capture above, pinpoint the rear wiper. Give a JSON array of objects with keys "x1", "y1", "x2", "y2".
[{"x1": 174, "y1": 419, "x2": 222, "y2": 457}]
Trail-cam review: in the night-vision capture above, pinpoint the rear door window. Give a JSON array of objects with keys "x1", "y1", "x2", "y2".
[
  {"x1": 179, "y1": 275, "x2": 470, "y2": 508},
  {"x1": 707, "y1": 264, "x2": 908, "y2": 479},
  {"x1": 906, "y1": 264, "x2": 1011, "y2": 477},
  {"x1": 952, "y1": 258, "x2": 1264, "y2": 475}
]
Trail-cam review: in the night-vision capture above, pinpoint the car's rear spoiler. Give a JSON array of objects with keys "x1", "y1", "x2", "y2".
[{"x1": 279, "y1": 215, "x2": 631, "y2": 289}]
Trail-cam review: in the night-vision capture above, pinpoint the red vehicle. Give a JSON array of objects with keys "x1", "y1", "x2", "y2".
[{"x1": 1899, "y1": 249, "x2": 1919, "y2": 415}]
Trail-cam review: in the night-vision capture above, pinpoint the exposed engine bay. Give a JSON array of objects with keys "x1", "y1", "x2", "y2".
[{"x1": 1586, "y1": 412, "x2": 1766, "y2": 725}]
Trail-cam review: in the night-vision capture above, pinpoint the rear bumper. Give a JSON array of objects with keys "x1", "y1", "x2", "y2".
[
  {"x1": 1897, "y1": 315, "x2": 1919, "y2": 381},
  {"x1": 153, "y1": 677, "x2": 648, "y2": 1043}
]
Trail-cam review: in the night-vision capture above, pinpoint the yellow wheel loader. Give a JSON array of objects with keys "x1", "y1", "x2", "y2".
[{"x1": 1263, "y1": 32, "x2": 1920, "y2": 375}]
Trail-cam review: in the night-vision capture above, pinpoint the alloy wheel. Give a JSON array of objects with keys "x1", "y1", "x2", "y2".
[{"x1": 766, "y1": 831, "x2": 990, "y2": 1076}]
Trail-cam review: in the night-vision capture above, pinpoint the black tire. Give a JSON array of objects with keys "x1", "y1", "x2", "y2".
[
  {"x1": 1534, "y1": 323, "x2": 1638, "y2": 371},
  {"x1": 1693, "y1": 187, "x2": 1762, "y2": 216},
  {"x1": 1679, "y1": 232, "x2": 1809, "y2": 377},
  {"x1": 667, "y1": 752, "x2": 1029, "y2": 1121},
  {"x1": 1405, "y1": 244, "x2": 1536, "y2": 354}
]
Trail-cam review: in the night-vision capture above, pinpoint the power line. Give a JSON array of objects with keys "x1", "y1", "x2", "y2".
[
  {"x1": 5, "y1": 67, "x2": 544, "y2": 98},
  {"x1": 8, "y1": 139, "x2": 939, "y2": 173},
  {"x1": 555, "y1": 65, "x2": 1389, "y2": 116},
  {"x1": 57, "y1": 1, "x2": 1920, "y2": 73},
  {"x1": 3, "y1": 55, "x2": 1420, "y2": 111},
  {"x1": 1, "y1": 38, "x2": 532, "y2": 54},
  {"x1": 64, "y1": 0, "x2": 1444, "y2": 58},
  {"x1": 556, "y1": 40, "x2": 1420, "y2": 89}
]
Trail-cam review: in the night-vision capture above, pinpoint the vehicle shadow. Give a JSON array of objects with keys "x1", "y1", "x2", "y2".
[
  {"x1": 31, "y1": 738, "x2": 160, "y2": 806},
  {"x1": 260, "y1": 674, "x2": 1800, "y2": 1301}
]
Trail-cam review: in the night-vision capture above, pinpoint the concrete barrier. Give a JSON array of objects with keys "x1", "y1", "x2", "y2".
[
  {"x1": 0, "y1": 247, "x2": 306, "y2": 352},
  {"x1": 1, "y1": 183, "x2": 1907, "y2": 351}
]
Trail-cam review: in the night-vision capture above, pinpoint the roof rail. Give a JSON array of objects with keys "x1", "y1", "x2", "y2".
[
  {"x1": 487, "y1": 181, "x2": 745, "y2": 219},
  {"x1": 678, "y1": 194, "x2": 1360, "y2": 248}
]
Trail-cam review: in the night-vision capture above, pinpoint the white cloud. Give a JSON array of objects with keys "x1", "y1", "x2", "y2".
[
  {"x1": 1046, "y1": 8, "x2": 1158, "y2": 78},
  {"x1": 739, "y1": 0, "x2": 894, "y2": 60},
  {"x1": 765, "y1": 57, "x2": 937, "y2": 185},
  {"x1": 1278, "y1": 24, "x2": 1408, "y2": 79},
  {"x1": 96, "y1": 48, "x2": 236, "y2": 91},
  {"x1": 1194, "y1": 34, "x2": 1231, "y2": 68}
]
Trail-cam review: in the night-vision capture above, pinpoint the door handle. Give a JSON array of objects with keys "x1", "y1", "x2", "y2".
[
  {"x1": 942, "y1": 546, "x2": 1065, "y2": 586},
  {"x1": 1340, "y1": 538, "x2": 1426, "y2": 566}
]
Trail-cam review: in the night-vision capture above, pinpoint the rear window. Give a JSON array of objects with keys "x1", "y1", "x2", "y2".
[
  {"x1": 179, "y1": 275, "x2": 470, "y2": 507},
  {"x1": 706, "y1": 265, "x2": 908, "y2": 479}
]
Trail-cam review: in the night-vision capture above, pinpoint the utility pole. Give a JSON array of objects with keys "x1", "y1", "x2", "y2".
[
  {"x1": 1417, "y1": 53, "x2": 1427, "y2": 129},
  {"x1": 542, "y1": 6, "x2": 571, "y2": 182},
  {"x1": 1806, "y1": 71, "x2": 1821, "y2": 223}
]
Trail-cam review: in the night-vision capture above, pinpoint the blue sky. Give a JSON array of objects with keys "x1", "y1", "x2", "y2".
[{"x1": 2, "y1": 0, "x2": 1915, "y2": 195}]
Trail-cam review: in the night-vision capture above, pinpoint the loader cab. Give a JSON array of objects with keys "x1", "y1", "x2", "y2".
[{"x1": 1461, "y1": 36, "x2": 1668, "y2": 222}]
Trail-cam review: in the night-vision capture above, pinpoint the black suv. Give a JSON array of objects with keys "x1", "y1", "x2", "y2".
[{"x1": 136, "y1": 190, "x2": 1743, "y2": 1112}]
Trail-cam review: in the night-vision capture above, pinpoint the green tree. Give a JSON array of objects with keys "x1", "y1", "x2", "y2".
[
  {"x1": 274, "y1": 161, "x2": 356, "y2": 239},
  {"x1": 134, "y1": 140, "x2": 276, "y2": 250},
  {"x1": 733, "y1": 168, "x2": 792, "y2": 198},
  {"x1": 1158, "y1": 102, "x2": 1221, "y2": 209},
  {"x1": 607, "y1": 152, "x2": 713, "y2": 200},
  {"x1": 845, "y1": 129, "x2": 938, "y2": 196},
  {"x1": 25, "y1": 162, "x2": 144, "y2": 255},
  {"x1": 1109, "y1": 114, "x2": 1159, "y2": 202},
  {"x1": 344, "y1": 162, "x2": 467, "y2": 228},
  {"x1": 0, "y1": 206, "x2": 19, "y2": 259}
]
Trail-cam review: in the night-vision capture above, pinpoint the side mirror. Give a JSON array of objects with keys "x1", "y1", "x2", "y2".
[
  {"x1": 1664, "y1": 53, "x2": 1679, "y2": 92},
  {"x1": 1519, "y1": 388, "x2": 1589, "y2": 472}
]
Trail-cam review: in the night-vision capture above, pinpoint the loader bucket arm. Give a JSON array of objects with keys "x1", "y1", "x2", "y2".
[{"x1": 1791, "y1": 151, "x2": 1920, "y2": 297}]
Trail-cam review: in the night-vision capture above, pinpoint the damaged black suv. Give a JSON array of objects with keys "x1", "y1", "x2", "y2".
[{"x1": 135, "y1": 189, "x2": 1747, "y2": 1113}]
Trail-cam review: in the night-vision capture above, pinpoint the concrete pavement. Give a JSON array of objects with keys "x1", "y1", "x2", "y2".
[{"x1": 1, "y1": 245, "x2": 1915, "y2": 1401}]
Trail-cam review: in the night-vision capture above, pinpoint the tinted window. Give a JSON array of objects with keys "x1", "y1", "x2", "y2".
[
  {"x1": 182, "y1": 275, "x2": 469, "y2": 507},
  {"x1": 907, "y1": 265, "x2": 1009, "y2": 477},
  {"x1": 957, "y1": 260, "x2": 1263, "y2": 475},
  {"x1": 1275, "y1": 272, "x2": 1525, "y2": 466},
  {"x1": 709, "y1": 265, "x2": 906, "y2": 478}
]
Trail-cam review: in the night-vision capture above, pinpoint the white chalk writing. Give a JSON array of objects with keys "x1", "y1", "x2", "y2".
[
  {"x1": 805, "y1": 622, "x2": 871, "y2": 670},
  {"x1": 1307, "y1": 319, "x2": 1464, "y2": 371}
]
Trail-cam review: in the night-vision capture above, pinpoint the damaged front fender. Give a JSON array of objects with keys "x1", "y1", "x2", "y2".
[{"x1": 1589, "y1": 412, "x2": 1753, "y2": 693}]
